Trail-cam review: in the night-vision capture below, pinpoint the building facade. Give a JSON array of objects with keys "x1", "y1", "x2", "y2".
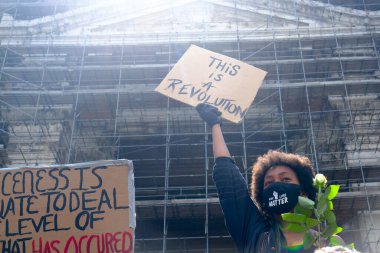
[{"x1": 0, "y1": 0, "x2": 380, "y2": 252}]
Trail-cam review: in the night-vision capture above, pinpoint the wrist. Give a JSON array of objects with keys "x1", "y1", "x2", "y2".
[{"x1": 211, "y1": 123, "x2": 221, "y2": 130}]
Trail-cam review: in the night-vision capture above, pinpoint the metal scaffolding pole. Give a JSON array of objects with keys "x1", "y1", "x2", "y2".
[
  {"x1": 272, "y1": 36, "x2": 288, "y2": 152},
  {"x1": 113, "y1": 42, "x2": 125, "y2": 159},
  {"x1": 203, "y1": 122, "x2": 210, "y2": 253},
  {"x1": 163, "y1": 39, "x2": 172, "y2": 253},
  {"x1": 67, "y1": 40, "x2": 87, "y2": 163},
  {"x1": 201, "y1": 30, "x2": 211, "y2": 253},
  {"x1": 296, "y1": 21, "x2": 320, "y2": 172},
  {"x1": 28, "y1": 2, "x2": 58, "y2": 165},
  {"x1": 0, "y1": 7, "x2": 19, "y2": 156},
  {"x1": 234, "y1": 1, "x2": 249, "y2": 181}
]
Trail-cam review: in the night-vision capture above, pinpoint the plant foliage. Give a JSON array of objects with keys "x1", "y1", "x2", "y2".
[{"x1": 281, "y1": 173, "x2": 346, "y2": 249}]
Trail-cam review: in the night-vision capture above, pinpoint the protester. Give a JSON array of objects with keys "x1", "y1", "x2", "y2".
[{"x1": 196, "y1": 103, "x2": 343, "y2": 253}]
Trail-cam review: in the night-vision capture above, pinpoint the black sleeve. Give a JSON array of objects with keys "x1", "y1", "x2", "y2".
[{"x1": 213, "y1": 157, "x2": 266, "y2": 252}]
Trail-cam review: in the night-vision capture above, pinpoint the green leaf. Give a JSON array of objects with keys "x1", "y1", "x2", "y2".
[
  {"x1": 322, "y1": 225, "x2": 343, "y2": 238},
  {"x1": 329, "y1": 236, "x2": 343, "y2": 246},
  {"x1": 317, "y1": 198, "x2": 328, "y2": 216},
  {"x1": 282, "y1": 223, "x2": 307, "y2": 233},
  {"x1": 305, "y1": 218, "x2": 320, "y2": 228},
  {"x1": 298, "y1": 196, "x2": 315, "y2": 210},
  {"x1": 303, "y1": 232, "x2": 315, "y2": 249},
  {"x1": 314, "y1": 208, "x2": 320, "y2": 219},
  {"x1": 294, "y1": 204, "x2": 313, "y2": 217},
  {"x1": 328, "y1": 200, "x2": 334, "y2": 210},
  {"x1": 325, "y1": 210, "x2": 336, "y2": 225},
  {"x1": 282, "y1": 213, "x2": 307, "y2": 223},
  {"x1": 324, "y1": 185, "x2": 340, "y2": 200},
  {"x1": 346, "y1": 242, "x2": 356, "y2": 249},
  {"x1": 322, "y1": 224, "x2": 337, "y2": 238}
]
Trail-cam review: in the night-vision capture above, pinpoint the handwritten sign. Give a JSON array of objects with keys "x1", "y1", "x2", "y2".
[
  {"x1": 155, "y1": 44, "x2": 267, "y2": 123},
  {"x1": 0, "y1": 160, "x2": 135, "y2": 253}
]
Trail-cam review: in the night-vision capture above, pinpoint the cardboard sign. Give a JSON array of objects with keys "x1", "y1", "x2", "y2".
[
  {"x1": 0, "y1": 160, "x2": 135, "y2": 253},
  {"x1": 155, "y1": 45, "x2": 267, "y2": 123}
]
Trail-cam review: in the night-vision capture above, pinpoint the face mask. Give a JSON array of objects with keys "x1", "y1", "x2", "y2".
[{"x1": 262, "y1": 182, "x2": 301, "y2": 215}]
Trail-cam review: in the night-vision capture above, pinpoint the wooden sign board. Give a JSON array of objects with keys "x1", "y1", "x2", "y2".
[
  {"x1": 155, "y1": 44, "x2": 267, "y2": 123},
  {"x1": 0, "y1": 160, "x2": 135, "y2": 253}
]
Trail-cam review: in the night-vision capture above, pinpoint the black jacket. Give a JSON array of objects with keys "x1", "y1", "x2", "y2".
[{"x1": 213, "y1": 157, "x2": 314, "y2": 253}]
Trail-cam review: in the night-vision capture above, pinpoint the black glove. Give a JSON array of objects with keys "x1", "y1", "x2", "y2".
[{"x1": 196, "y1": 103, "x2": 222, "y2": 127}]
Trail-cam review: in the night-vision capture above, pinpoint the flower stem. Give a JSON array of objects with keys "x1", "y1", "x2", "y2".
[{"x1": 317, "y1": 186, "x2": 322, "y2": 248}]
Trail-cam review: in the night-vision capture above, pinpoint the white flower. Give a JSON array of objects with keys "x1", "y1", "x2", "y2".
[{"x1": 313, "y1": 173, "x2": 327, "y2": 188}]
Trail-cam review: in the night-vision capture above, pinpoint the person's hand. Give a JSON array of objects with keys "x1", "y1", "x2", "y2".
[{"x1": 196, "y1": 103, "x2": 222, "y2": 127}]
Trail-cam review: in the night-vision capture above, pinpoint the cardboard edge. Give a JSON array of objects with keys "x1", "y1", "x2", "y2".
[
  {"x1": 127, "y1": 159, "x2": 136, "y2": 229},
  {"x1": 0, "y1": 159, "x2": 132, "y2": 170},
  {"x1": 127, "y1": 160, "x2": 136, "y2": 251}
]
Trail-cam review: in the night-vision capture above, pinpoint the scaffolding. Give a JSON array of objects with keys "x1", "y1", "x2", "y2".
[{"x1": 0, "y1": 0, "x2": 380, "y2": 252}]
